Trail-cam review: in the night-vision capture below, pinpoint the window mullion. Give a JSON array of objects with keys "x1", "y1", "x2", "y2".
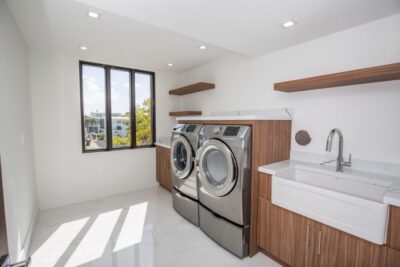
[
  {"x1": 105, "y1": 66, "x2": 112, "y2": 150},
  {"x1": 151, "y1": 73, "x2": 156, "y2": 145},
  {"x1": 131, "y1": 71, "x2": 137, "y2": 148}
]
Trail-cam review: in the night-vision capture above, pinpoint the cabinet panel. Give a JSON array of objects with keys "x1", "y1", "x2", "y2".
[
  {"x1": 156, "y1": 146, "x2": 172, "y2": 192},
  {"x1": 258, "y1": 172, "x2": 271, "y2": 200},
  {"x1": 156, "y1": 147, "x2": 162, "y2": 184},
  {"x1": 336, "y1": 230, "x2": 383, "y2": 267},
  {"x1": 164, "y1": 152, "x2": 172, "y2": 191},
  {"x1": 312, "y1": 222, "x2": 339, "y2": 267},
  {"x1": 387, "y1": 205, "x2": 400, "y2": 250},
  {"x1": 257, "y1": 197, "x2": 294, "y2": 266},
  {"x1": 293, "y1": 214, "x2": 313, "y2": 267},
  {"x1": 382, "y1": 246, "x2": 400, "y2": 267}
]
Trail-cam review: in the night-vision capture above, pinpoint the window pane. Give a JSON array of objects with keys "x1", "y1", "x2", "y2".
[
  {"x1": 111, "y1": 69, "x2": 131, "y2": 148},
  {"x1": 135, "y1": 73, "x2": 152, "y2": 146},
  {"x1": 82, "y1": 65, "x2": 107, "y2": 150}
]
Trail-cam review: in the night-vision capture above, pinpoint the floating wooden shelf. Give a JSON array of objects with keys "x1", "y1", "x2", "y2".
[
  {"x1": 169, "y1": 111, "x2": 202, "y2": 117},
  {"x1": 169, "y1": 82, "x2": 215, "y2": 95},
  {"x1": 274, "y1": 62, "x2": 400, "y2": 92}
]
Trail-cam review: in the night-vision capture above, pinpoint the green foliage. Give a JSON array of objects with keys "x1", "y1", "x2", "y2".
[
  {"x1": 110, "y1": 98, "x2": 152, "y2": 147},
  {"x1": 135, "y1": 98, "x2": 152, "y2": 145},
  {"x1": 84, "y1": 115, "x2": 98, "y2": 128},
  {"x1": 112, "y1": 135, "x2": 130, "y2": 147}
]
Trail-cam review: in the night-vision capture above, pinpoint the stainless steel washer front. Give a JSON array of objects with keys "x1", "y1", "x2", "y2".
[
  {"x1": 196, "y1": 125, "x2": 251, "y2": 257},
  {"x1": 171, "y1": 135, "x2": 194, "y2": 180},
  {"x1": 170, "y1": 124, "x2": 202, "y2": 226},
  {"x1": 197, "y1": 139, "x2": 237, "y2": 197}
]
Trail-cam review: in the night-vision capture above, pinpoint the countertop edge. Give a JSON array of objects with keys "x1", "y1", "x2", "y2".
[
  {"x1": 258, "y1": 160, "x2": 400, "y2": 208},
  {"x1": 176, "y1": 115, "x2": 293, "y2": 121},
  {"x1": 155, "y1": 142, "x2": 171, "y2": 149}
]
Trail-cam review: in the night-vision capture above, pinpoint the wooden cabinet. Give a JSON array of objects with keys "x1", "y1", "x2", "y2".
[
  {"x1": 310, "y1": 221, "x2": 340, "y2": 267},
  {"x1": 256, "y1": 171, "x2": 400, "y2": 267},
  {"x1": 387, "y1": 206, "x2": 400, "y2": 250},
  {"x1": 293, "y1": 214, "x2": 314, "y2": 267},
  {"x1": 257, "y1": 197, "x2": 295, "y2": 266},
  {"x1": 156, "y1": 146, "x2": 172, "y2": 191}
]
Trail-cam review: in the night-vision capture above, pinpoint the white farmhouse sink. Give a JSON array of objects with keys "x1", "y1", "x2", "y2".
[{"x1": 272, "y1": 165, "x2": 390, "y2": 244}]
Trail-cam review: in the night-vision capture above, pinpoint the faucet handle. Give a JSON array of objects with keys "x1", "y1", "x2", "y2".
[{"x1": 343, "y1": 153, "x2": 352, "y2": 166}]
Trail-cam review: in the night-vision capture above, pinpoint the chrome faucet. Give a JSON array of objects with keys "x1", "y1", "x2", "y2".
[{"x1": 325, "y1": 128, "x2": 351, "y2": 172}]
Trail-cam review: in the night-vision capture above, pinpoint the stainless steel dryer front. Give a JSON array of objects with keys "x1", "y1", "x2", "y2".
[
  {"x1": 196, "y1": 125, "x2": 252, "y2": 258},
  {"x1": 171, "y1": 124, "x2": 202, "y2": 225}
]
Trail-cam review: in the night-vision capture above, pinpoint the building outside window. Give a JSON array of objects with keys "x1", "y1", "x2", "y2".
[{"x1": 80, "y1": 61, "x2": 155, "y2": 152}]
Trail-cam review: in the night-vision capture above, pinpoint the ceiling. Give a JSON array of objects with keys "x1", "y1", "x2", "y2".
[
  {"x1": 6, "y1": 0, "x2": 230, "y2": 72},
  {"x1": 73, "y1": 0, "x2": 400, "y2": 57},
  {"x1": 7, "y1": 0, "x2": 400, "y2": 72}
]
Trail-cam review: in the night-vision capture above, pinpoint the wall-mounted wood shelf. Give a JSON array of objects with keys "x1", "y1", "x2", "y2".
[
  {"x1": 169, "y1": 111, "x2": 202, "y2": 117},
  {"x1": 274, "y1": 62, "x2": 400, "y2": 92},
  {"x1": 169, "y1": 82, "x2": 215, "y2": 95}
]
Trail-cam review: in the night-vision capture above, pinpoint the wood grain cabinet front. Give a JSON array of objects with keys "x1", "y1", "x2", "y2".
[
  {"x1": 156, "y1": 146, "x2": 172, "y2": 192},
  {"x1": 257, "y1": 197, "x2": 295, "y2": 266},
  {"x1": 256, "y1": 172, "x2": 400, "y2": 267}
]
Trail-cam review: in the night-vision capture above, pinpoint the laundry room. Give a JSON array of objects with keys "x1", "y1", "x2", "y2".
[{"x1": 1, "y1": 0, "x2": 400, "y2": 266}]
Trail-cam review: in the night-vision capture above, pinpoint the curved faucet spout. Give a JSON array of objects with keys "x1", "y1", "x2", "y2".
[{"x1": 325, "y1": 128, "x2": 350, "y2": 172}]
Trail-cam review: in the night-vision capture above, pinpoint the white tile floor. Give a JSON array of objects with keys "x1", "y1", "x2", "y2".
[{"x1": 29, "y1": 186, "x2": 281, "y2": 267}]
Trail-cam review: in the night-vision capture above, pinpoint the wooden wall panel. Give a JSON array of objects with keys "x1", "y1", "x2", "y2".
[
  {"x1": 257, "y1": 197, "x2": 295, "y2": 266},
  {"x1": 250, "y1": 120, "x2": 292, "y2": 256},
  {"x1": 258, "y1": 173, "x2": 271, "y2": 200}
]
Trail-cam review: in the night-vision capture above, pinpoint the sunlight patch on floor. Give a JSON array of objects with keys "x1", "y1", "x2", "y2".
[
  {"x1": 65, "y1": 209, "x2": 122, "y2": 266},
  {"x1": 31, "y1": 217, "x2": 89, "y2": 266},
  {"x1": 114, "y1": 202, "x2": 148, "y2": 252}
]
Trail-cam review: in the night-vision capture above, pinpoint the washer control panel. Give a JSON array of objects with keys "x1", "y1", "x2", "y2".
[
  {"x1": 186, "y1": 125, "x2": 197, "y2": 132},
  {"x1": 223, "y1": 126, "x2": 240, "y2": 136}
]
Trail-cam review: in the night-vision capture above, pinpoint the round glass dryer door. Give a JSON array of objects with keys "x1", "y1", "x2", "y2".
[
  {"x1": 171, "y1": 135, "x2": 194, "y2": 179},
  {"x1": 197, "y1": 139, "x2": 237, "y2": 197}
]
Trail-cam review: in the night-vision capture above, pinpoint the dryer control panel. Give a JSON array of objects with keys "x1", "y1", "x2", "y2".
[{"x1": 223, "y1": 126, "x2": 240, "y2": 136}]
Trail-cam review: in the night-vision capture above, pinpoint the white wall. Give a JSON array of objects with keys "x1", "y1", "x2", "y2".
[
  {"x1": 0, "y1": 0, "x2": 38, "y2": 262},
  {"x1": 30, "y1": 51, "x2": 178, "y2": 210},
  {"x1": 177, "y1": 14, "x2": 400, "y2": 164}
]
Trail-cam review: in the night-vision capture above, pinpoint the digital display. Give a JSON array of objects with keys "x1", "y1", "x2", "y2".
[
  {"x1": 186, "y1": 125, "x2": 197, "y2": 132},
  {"x1": 223, "y1": 127, "x2": 240, "y2": 136}
]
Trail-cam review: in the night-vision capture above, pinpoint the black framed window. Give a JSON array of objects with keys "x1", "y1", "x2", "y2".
[{"x1": 80, "y1": 61, "x2": 155, "y2": 152}]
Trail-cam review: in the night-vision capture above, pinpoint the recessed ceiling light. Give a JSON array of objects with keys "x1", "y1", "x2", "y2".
[
  {"x1": 281, "y1": 20, "x2": 297, "y2": 28},
  {"x1": 80, "y1": 46, "x2": 88, "y2": 51},
  {"x1": 199, "y1": 45, "x2": 207, "y2": 50},
  {"x1": 167, "y1": 63, "x2": 173, "y2": 67},
  {"x1": 87, "y1": 11, "x2": 100, "y2": 19}
]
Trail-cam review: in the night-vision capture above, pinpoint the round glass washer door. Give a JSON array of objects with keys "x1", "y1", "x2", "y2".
[
  {"x1": 171, "y1": 135, "x2": 194, "y2": 179},
  {"x1": 197, "y1": 139, "x2": 237, "y2": 197}
]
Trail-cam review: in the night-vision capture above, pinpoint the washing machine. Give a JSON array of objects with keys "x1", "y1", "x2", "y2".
[
  {"x1": 170, "y1": 124, "x2": 202, "y2": 225},
  {"x1": 196, "y1": 125, "x2": 252, "y2": 258}
]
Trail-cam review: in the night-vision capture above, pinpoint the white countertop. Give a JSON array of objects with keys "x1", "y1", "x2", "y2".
[
  {"x1": 155, "y1": 137, "x2": 171, "y2": 149},
  {"x1": 259, "y1": 160, "x2": 400, "y2": 207},
  {"x1": 177, "y1": 114, "x2": 293, "y2": 121},
  {"x1": 176, "y1": 108, "x2": 293, "y2": 121}
]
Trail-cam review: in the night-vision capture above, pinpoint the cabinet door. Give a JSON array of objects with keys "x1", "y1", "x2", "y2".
[
  {"x1": 156, "y1": 147, "x2": 162, "y2": 184},
  {"x1": 293, "y1": 214, "x2": 314, "y2": 267},
  {"x1": 294, "y1": 216, "x2": 340, "y2": 267},
  {"x1": 382, "y1": 246, "x2": 400, "y2": 267},
  {"x1": 164, "y1": 152, "x2": 172, "y2": 191},
  {"x1": 312, "y1": 222, "x2": 339, "y2": 267},
  {"x1": 336, "y1": 230, "x2": 383, "y2": 267},
  {"x1": 257, "y1": 197, "x2": 295, "y2": 266},
  {"x1": 387, "y1": 206, "x2": 400, "y2": 250}
]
